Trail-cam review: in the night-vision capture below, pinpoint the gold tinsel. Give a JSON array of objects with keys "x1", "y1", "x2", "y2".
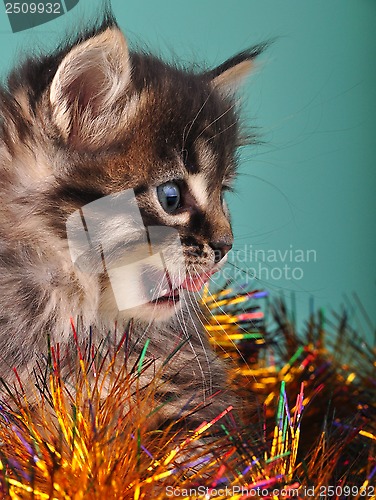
[{"x1": 0, "y1": 285, "x2": 374, "y2": 499}]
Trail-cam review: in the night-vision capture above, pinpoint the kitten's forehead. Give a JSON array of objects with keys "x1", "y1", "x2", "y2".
[
  {"x1": 128, "y1": 53, "x2": 238, "y2": 149},
  {"x1": 113, "y1": 78, "x2": 238, "y2": 187},
  {"x1": 49, "y1": 49, "x2": 239, "y2": 192}
]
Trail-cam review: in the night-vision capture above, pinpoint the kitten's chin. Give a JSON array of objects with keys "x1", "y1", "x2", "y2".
[
  {"x1": 99, "y1": 285, "x2": 183, "y2": 323},
  {"x1": 112, "y1": 296, "x2": 183, "y2": 323}
]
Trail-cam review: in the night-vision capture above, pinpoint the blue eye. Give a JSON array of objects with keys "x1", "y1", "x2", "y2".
[{"x1": 157, "y1": 182, "x2": 181, "y2": 213}]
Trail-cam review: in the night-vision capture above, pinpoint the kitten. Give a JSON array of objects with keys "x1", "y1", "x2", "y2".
[{"x1": 0, "y1": 13, "x2": 263, "y2": 426}]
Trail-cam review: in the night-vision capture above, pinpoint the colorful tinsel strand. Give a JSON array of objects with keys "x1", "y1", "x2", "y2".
[
  {"x1": 203, "y1": 283, "x2": 375, "y2": 491},
  {"x1": 0, "y1": 329, "x2": 305, "y2": 499},
  {"x1": 0, "y1": 282, "x2": 373, "y2": 498}
]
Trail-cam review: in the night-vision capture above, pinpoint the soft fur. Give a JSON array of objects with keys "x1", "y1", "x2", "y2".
[{"x1": 0, "y1": 12, "x2": 264, "y2": 425}]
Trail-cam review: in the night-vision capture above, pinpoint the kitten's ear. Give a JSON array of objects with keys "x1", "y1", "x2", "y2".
[
  {"x1": 50, "y1": 27, "x2": 131, "y2": 148},
  {"x1": 208, "y1": 43, "x2": 267, "y2": 94}
]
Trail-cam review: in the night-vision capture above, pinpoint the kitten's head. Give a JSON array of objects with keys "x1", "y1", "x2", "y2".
[{"x1": 2, "y1": 16, "x2": 264, "y2": 322}]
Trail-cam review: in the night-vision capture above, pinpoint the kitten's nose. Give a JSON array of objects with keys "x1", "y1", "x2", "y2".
[{"x1": 210, "y1": 240, "x2": 233, "y2": 264}]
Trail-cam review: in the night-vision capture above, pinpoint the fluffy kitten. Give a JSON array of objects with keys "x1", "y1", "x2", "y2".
[{"x1": 0, "y1": 13, "x2": 263, "y2": 425}]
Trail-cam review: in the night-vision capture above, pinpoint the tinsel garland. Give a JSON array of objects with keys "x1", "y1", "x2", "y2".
[
  {"x1": 204, "y1": 285, "x2": 375, "y2": 488},
  {"x1": 0, "y1": 283, "x2": 374, "y2": 499}
]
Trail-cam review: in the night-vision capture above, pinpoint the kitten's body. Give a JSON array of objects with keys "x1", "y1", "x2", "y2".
[{"x1": 0, "y1": 14, "x2": 262, "y2": 424}]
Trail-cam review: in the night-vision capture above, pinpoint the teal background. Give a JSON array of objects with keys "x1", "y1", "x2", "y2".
[{"x1": 0, "y1": 1, "x2": 375, "y2": 338}]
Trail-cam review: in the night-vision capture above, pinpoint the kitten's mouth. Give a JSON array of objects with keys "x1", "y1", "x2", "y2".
[
  {"x1": 147, "y1": 269, "x2": 217, "y2": 306},
  {"x1": 179, "y1": 270, "x2": 216, "y2": 292},
  {"x1": 150, "y1": 288, "x2": 180, "y2": 305}
]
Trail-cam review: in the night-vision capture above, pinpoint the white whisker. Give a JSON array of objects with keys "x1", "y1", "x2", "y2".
[
  {"x1": 192, "y1": 263, "x2": 258, "y2": 379},
  {"x1": 193, "y1": 102, "x2": 237, "y2": 146},
  {"x1": 182, "y1": 86, "x2": 217, "y2": 150},
  {"x1": 174, "y1": 270, "x2": 210, "y2": 398}
]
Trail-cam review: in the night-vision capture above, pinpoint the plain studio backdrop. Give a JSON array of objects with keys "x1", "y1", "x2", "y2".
[{"x1": 0, "y1": 0, "x2": 374, "y2": 341}]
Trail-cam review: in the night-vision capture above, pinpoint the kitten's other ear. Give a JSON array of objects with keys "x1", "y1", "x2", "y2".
[
  {"x1": 50, "y1": 27, "x2": 131, "y2": 148},
  {"x1": 208, "y1": 43, "x2": 267, "y2": 94}
]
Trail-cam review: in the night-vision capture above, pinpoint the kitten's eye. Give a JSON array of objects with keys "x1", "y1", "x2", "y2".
[{"x1": 157, "y1": 182, "x2": 181, "y2": 213}]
